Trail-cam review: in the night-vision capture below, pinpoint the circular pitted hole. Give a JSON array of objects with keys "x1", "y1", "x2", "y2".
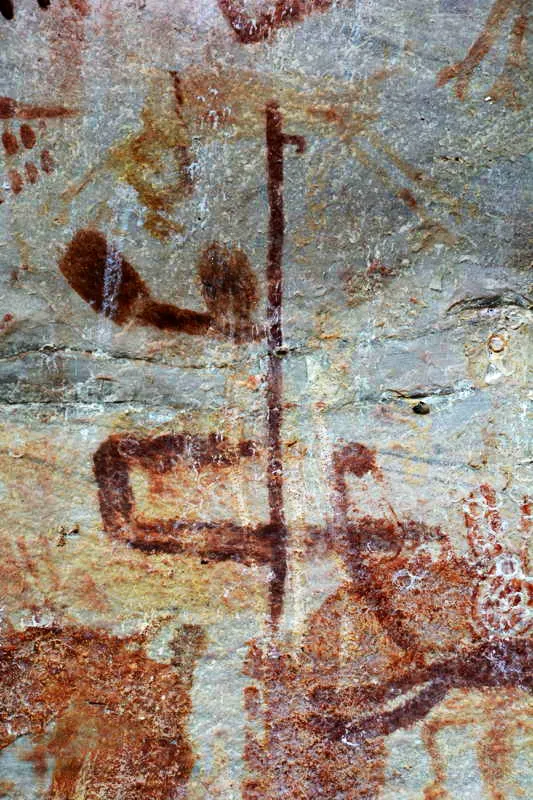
[
  {"x1": 488, "y1": 332, "x2": 507, "y2": 353},
  {"x1": 412, "y1": 401, "x2": 430, "y2": 415},
  {"x1": 117, "y1": 437, "x2": 142, "y2": 458}
]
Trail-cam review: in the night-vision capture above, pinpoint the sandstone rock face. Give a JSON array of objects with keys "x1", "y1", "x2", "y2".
[{"x1": 0, "y1": 2, "x2": 531, "y2": 798}]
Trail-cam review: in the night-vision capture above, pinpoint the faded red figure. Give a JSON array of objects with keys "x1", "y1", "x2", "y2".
[
  {"x1": 218, "y1": 0, "x2": 333, "y2": 44},
  {"x1": 437, "y1": 0, "x2": 529, "y2": 107},
  {"x1": 243, "y1": 444, "x2": 532, "y2": 798},
  {"x1": 0, "y1": 533, "x2": 205, "y2": 797}
]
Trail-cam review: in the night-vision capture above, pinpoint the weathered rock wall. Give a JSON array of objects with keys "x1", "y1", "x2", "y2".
[{"x1": 0, "y1": 2, "x2": 531, "y2": 798}]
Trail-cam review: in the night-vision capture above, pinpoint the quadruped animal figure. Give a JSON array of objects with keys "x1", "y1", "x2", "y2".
[{"x1": 242, "y1": 443, "x2": 532, "y2": 799}]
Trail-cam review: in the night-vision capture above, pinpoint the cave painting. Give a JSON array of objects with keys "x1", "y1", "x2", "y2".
[
  {"x1": 58, "y1": 73, "x2": 193, "y2": 240},
  {"x1": 242, "y1": 445, "x2": 532, "y2": 798},
  {"x1": 59, "y1": 229, "x2": 260, "y2": 341},
  {"x1": 93, "y1": 431, "x2": 272, "y2": 561},
  {"x1": 59, "y1": 62, "x2": 468, "y2": 254},
  {"x1": 56, "y1": 101, "x2": 533, "y2": 796},
  {"x1": 217, "y1": 0, "x2": 333, "y2": 44},
  {"x1": 0, "y1": 529, "x2": 204, "y2": 798},
  {"x1": 437, "y1": 0, "x2": 529, "y2": 107},
  {"x1": 2, "y1": 6, "x2": 530, "y2": 791},
  {"x1": 0, "y1": 96, "x2": 76, "y2": 201},
  {"x1": 87, "y1": 102, "x2": 306, "y2": 625},
  {"x1": 0, "y1": 624, "x2": 204, "y2": 799},
  {"x1": 219, "y1": 0, "x2": 529, "y2": 106}
]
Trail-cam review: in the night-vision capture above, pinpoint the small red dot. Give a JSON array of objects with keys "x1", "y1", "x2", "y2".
[
  {"x1": 20, "y1": 124, "x2": 36, "y2": 149},
  {"x1": 25, "y1": 162, "x2": 39, "y2": 184},
  {"x1": 40, "y1": 149, "x2": 54, "y2": 174},
  {"x1": 8, "y1": 169, "x2": 23, "y2": 194},
  {"x1": 2, "y1": 130, "x2": 18, "y2": 156}
]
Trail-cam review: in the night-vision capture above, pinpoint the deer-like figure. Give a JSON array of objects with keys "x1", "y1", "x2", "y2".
[{"x1": 243, "y1": 444, "x2": 532, "y2": 798}]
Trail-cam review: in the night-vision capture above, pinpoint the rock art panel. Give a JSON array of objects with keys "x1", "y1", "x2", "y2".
[{"x1": 0, "y1": 1, "x2": 531, "y2": 798}]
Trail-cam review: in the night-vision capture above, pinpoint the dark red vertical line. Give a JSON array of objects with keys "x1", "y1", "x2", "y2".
[
  {"x1": 265, "y1": 102, "x2": 285, "y2": 626},
  {"x1": 266, "y1": 102, "x2": 284, "y2": 354},
  {"x1": 264, "y1": 101, "x2": 305, "y2": 624},
  {"x1": 169, "y1": 71, "x2": 184, "y2": 109}
]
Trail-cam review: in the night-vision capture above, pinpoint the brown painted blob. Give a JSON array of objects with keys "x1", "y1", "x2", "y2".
[
  {"x1": 398, "y1": 186, "x2": 418, "y2": 208},
  {"x1": 198, "y1": 242, "x2": 259, "y2": 325},
  {"x1": 2, "y1": 130, "x2": 18, "y2": 156},
  {"x1": 333, "y1": 442, "x2": 380, "y2": 480},
  {"x1": 24, "y1": 161, "x2": 39, "y2": 184},
  {"x1": 59, "y1": 229, "x2": 213, "y2": 334},
  {"x1": 0, "y1": 624, "x2": 204, "y2": 798},
  {"x1": 8, "y1": 168, "x2": 23, "y2": 194},
  {"x1": 59, "y1": 229, "x2": 261, "y2": 339},
  {"x1": 59, "y1": 229, "x2": 151, "y2": 325},
  {"x1": 19, "y1": 123, "x2": 36, "y2": 149}
]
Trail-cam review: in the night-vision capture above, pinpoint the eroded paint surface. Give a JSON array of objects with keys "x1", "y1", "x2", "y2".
[{"x1": 0, "y1": 1, "x2": 531, "y2": 797}]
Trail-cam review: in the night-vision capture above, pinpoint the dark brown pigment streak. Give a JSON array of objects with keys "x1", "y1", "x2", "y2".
[
  {"x1": 60, "y1": 230, "x2": 260, "y2": 340},
  {"x1": 0, "y1": 96, "x2": 76, "y2": 119},
  {"x1": 243, "y1": 446, "x2": 532, "y2": 797},
  {"x1": 1, "y1": 0, "x2": 49, "y2": 21},
  {"x1": 265, "y1": 102, "x2": 305, "y2": 624},
  {"x1": 313, "y1": 638, "x2": 533, "y2": 744},
  {"x1": 59, "y1": 229, "x2": 213, "y2": 335},
  {"x1": 218, "y1": 0, "x2": 333, "y2": 44},
  {"x1": 325, "y1": 448, "x2": 532, "y2": 732},
  {"x1": 93, "y1": 432, "x2": 274, "y2": 564}
]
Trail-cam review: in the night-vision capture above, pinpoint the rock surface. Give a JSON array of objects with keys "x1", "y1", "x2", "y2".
[{"x1": 0, "y1": 1, "x2": 531, "y2": 797}]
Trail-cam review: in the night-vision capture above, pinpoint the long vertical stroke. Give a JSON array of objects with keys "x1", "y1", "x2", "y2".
[{"x1": 264, "y1": 101, "x2": 305, "y2": 624}]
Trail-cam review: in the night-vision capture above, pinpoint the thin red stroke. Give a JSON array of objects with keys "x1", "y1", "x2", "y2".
[{"x1": 0, "y1": 96, "x2": 77, "y2": 120}]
